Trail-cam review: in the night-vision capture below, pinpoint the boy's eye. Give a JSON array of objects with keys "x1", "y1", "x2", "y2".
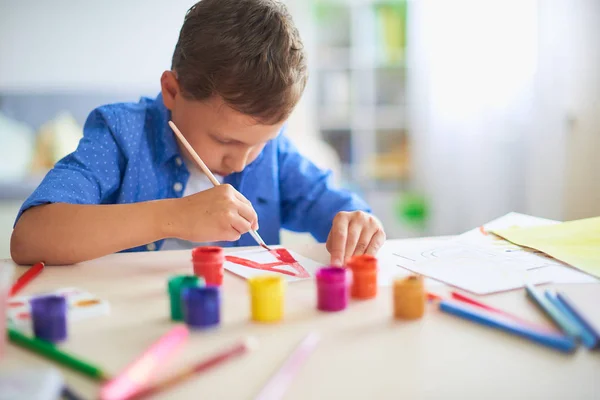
[{"x1": 214, "y1": 137, "x2": 232, "y2": 145}]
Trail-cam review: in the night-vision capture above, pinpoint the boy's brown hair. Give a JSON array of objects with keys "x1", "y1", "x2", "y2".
[{"x1": 171, "y1": 0, "x2": 307, "y2": 124}]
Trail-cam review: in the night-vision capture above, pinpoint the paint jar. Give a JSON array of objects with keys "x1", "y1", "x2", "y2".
[
  {"x1": 346, "y1": 254, "x2": 378, "y2": 299},
  {"x1": 248, "y1": 275, "x2": 285, "y2": 323},
  {"x1": 0, "y1": 263, "x2": 14, "y2": 358},
  {"x1": 31, "y1": 295, "x2": 67, "y2": 343},
  {"x1": 393, "y1": 275, "x2": 426, "y2": 320},
  {"x1": 182, "y1": 286, "x2": 220, "y2": 329},
  {"x1": 168, "y1": 275, "x2": 202, "y2": 321},
  {"x1": 192, "y1": 247, "x2": 225, "y2": 286},
  {"x1": 316, "y1": 267, "x2": 351, "y2": 312}
]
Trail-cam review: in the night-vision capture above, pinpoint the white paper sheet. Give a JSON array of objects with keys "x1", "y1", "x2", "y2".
[{"x1": 392, "y1": 213, "x2": 598, "y2": 295}]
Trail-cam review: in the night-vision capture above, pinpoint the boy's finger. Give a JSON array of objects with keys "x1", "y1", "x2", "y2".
[
  {"x1": 230, "y1": 214, "x2": 252, "y2": 236},
  {"x1": 233, "y1": 190, "x2": 253, "y2": 207},
  {"x1": 327, "y1": 218, "x2": 349, "y2": 266},
  {"x1": 236, "y1": 200, "x2": 259, "y2": 228},
  {"x1": 352, "y1": 226, "x2": 378, "y2": 257},
  {"x1": 365, "y1": 230, "x2": 386, "y2": 256},
  {"x1": 343, "y1": 222, "x2": 362, "y2": 264}
]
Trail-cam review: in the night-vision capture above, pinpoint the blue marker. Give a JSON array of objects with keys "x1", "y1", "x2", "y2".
[
  {"x1": 439, "y1": 299, "x2": 576, "y2": 353},
  {"x1": 556, "y1": 292, "x2": 600, "y2": 349},
  {"x1": 544, "y1": 291, "x2": 597, "y2": 348},
  {"x1": 525, "y1": 284, "x2": 581, "y2": 338}
]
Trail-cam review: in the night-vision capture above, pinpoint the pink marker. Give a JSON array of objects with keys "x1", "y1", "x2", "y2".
[
  {"x1": 100, "y1": 325, "x2": 189, "y2": 400},
  {"x1": 255, "y1": 332, "x2": 320, "y2": 400}
]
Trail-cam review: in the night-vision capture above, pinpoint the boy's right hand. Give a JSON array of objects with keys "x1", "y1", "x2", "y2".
[{"x1": 168, "y1": 184, "x2": 259, "y2": 242}]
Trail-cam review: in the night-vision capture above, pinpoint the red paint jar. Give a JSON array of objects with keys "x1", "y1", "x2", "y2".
[{"x1": 191, "y1": 247, "x2": 225, "y2": 286}]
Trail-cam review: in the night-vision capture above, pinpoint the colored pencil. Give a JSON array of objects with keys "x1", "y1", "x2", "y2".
[
  {"x1": 451, "y1": 291, "x2": 556, "y2": 332},
  {"x1": 427, "y1": 292, "x2": 443, "y2": 301},
  {"x1": 100, "y1": 326, "x2": 189, "y2": 400},
  {"x1": 555, "y1": 292, "x2": 600, "y2": 348},
  {"x1": 168, "y1": 120, "x2": 270, "y2": 251},
  {"x1": 438, "y1": 299, "x2": 576, "y2": 353},
  {"x1": 545, "y1": 291, "x2": 596, "y2": 348},
  {"x1": 255, "y1": 332, "x2": 320, "y2": 400},
  {"x1": 525, "y1": 284, "x2": 581, "y2": 338},
  {"x1": 8, "y1": 327, "x2": 109, "y2": 381},
  {"x1": 130, "y1": 337, "x2": 258, "y2": 400},
  {"x1": 9, "y1": 262, "x2": 44, "y2": 296}
]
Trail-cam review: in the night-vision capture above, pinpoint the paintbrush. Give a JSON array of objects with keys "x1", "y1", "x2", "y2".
[{"x1": 168, "y1": 120, "x2": 271, "y2": 251}]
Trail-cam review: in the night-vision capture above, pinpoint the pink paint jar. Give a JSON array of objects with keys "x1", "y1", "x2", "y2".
[{"x1": 316, "y1": 266, "x2": 352, "y2": 312}]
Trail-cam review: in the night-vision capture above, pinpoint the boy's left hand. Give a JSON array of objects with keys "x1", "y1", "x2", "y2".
[{"x1": 326, "y1": 211, "x2": 386, "y2": 266}]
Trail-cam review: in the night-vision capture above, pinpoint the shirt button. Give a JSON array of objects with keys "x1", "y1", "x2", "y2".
[
  {"x1": 175, "y1": 157, "x2": 183, "y2": 166},
  {"x1": 146, "y1": 242, "x2": 157, "y2": 251},
  {"x1": 173, "y1": 182, "x2": 183, "y2": 192}
]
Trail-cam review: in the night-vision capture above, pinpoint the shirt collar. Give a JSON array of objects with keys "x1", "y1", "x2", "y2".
[{"x1": 153, "y1": 93, "x2": 181, "y2": 165}]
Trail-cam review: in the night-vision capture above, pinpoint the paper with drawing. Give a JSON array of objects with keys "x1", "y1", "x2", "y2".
[{"x1": 224, "y1": 248, "x2": 323, "y2": 282}]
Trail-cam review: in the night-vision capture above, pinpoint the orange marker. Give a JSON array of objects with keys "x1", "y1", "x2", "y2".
[{"x1": 346, "y1": 255, "x2": 377, "y2": 300}]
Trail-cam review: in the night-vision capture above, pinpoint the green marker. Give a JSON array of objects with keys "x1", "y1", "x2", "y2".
[{"x1": 8, "y1": 327, "x2": 109, "y2": 381}]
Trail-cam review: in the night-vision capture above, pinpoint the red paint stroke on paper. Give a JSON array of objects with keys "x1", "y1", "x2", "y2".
[{"x1": 225, "y1": 248, "x2": 310, "y2": 278}]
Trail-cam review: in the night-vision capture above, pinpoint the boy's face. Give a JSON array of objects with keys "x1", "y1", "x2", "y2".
[{"x1": 161, "y1": 72, "x2": 284, "y2": 176}]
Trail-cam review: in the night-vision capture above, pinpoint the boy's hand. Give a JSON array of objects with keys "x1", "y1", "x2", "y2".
[
  {"x1": 171, "y1": 184, "x2": 258, "y2": 242},
  {"x1": 326, "y1": 211, "x2": 386, "y2": 266}
]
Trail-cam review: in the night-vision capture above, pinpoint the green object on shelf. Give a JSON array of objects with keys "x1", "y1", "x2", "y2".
[
  {"x1": 375, "y1": 0, "x2": 408, "y2": 66},
  {"x1": 395, "y1": 192, "x2": 428, "y2": 226}
]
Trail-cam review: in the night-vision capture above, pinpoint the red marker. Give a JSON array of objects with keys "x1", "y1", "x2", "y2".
[
  {"x1": 10, "y1": 262, "x2": 45, "y2": 297},
  {"x1": 451, "y1": 291, "x2": 557, "y2": 333}
]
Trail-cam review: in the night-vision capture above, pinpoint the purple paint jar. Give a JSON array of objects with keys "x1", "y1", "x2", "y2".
[
  {"x1": 30, "y1": 295, "x2": 67, "y2": 343},
  {"x1": 182, "y1": 286, "x2": 221, "y2": 329},
  {"x1": 316, "y1": 267, "x2": 352, "y2": 312}
]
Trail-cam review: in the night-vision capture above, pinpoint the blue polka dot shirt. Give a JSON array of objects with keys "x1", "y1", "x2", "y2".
[{"x1": 16, "y1": 94, "x2": 370, "y2": 252}]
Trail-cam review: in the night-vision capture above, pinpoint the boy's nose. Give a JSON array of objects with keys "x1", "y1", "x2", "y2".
[{"x1": 225, "y1": 149, "x2": 251, "y2": 173}]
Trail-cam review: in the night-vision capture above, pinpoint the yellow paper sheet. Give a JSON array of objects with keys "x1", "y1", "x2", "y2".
[{"x1": 493, "y1": 216, "x2": 600, "y2": 278}]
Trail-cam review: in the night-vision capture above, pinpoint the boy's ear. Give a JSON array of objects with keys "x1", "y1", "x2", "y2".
[{"x1": 160, "y1": 71, "x2": 180, "y2": 110}]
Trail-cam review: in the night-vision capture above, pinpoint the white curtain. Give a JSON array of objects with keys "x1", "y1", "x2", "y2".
[{"x1": 409, "y1": 0, "x2": 538, "y2": 235}]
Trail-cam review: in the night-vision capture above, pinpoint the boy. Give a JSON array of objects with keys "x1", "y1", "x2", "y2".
[{"x1": 10, "y1": 0, "x2": 385, "y2": 266}]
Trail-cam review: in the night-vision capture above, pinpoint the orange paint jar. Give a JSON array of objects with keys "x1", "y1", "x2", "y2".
[{"x1": 346, "y1": 254, "x2": 378, "y2": 300}]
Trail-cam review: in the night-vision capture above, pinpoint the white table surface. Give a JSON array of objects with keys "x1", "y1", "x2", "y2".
[{"x1": 3, "y1": 238, "x2": 600, "y2": 400}]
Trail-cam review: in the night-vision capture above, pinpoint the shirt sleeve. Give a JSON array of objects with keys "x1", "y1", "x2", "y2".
[
  {"x1": 15, "y1": 108, "x2": 125, "y2": 225},
  {"x1": 278, "y1": 135, "x2": 371, "y2": 242}
]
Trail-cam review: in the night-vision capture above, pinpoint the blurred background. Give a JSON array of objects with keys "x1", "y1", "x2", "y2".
[{"x1": 0, "y1": 0, "x2": 599, "y2": 258}]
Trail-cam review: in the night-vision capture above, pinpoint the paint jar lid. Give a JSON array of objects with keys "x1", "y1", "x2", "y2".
[
  {"x1": 394, "y1": 275, "x2": 424, "y2": 290},
  {"x1": 192, "y1": 246, "x2": 224, "y2": 263},
  {"x1": 183, "y1": 286, "x2": 219, "y2": 302},
  {"x1": 347, "y1": 255, "x2": 377, "y2": 271},
  {"x1": 30, "y1": 295, "x2": 66, "y2": 319},
  {"x1": 316, "y1": 267, "x2": 351, "y2": 285},
  {"x1": 249, "y1": 275, "x2": 284, "y2": 297}
]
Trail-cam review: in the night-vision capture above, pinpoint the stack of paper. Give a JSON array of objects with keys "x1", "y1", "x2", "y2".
[
  {"x1": 392, "y1": 213, "x2": 598, "y2": 295},
  {"x1": 494, "y1": 216, "x2": 600, "y2": 279}
]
